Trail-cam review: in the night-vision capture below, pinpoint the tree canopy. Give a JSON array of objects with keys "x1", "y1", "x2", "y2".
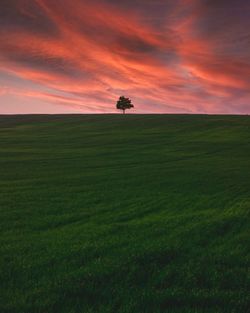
[{"x1": 116, "y1": 96, "x2": 134, "y2": 114}]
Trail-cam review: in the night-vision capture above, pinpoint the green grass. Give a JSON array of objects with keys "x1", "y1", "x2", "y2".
[{"x1": 0, "y1": 114, "x2": 249, "y2": 313}]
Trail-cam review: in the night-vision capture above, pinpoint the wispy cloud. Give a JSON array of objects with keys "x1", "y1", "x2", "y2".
[{"x1": 0, "y1": 0, "x2": 249, "y2": 113}]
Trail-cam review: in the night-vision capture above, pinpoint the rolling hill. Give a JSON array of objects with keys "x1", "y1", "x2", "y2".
[{"x1": 0, "y1": 114, "x2": 249, "y2": 313}]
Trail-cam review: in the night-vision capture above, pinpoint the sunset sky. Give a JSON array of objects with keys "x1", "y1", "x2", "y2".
[{"x1": 0, "y1": 0, "x2": 250, "y2": 114}]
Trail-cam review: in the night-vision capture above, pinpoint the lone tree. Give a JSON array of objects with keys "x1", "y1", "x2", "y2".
[{"x1": 116, "y1": 96, "x2": 134, "y2": 114}]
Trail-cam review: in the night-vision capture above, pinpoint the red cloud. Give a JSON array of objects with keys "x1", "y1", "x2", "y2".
[{"x1": 0, "y1": 0, "x2": 249, "y2": 114}]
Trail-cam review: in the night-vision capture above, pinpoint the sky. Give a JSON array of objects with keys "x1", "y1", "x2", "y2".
[{"x1": 0, "y1": 0, "x2": 250, "y2": 114}]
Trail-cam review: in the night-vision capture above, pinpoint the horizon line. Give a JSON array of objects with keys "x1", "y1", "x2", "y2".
[{"x1": 0, "y1": 113, "x2": 249, "y2": 117}]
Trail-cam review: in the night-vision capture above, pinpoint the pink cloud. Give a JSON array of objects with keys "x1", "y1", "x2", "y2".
[{"x1": 0, "y1": 0, "x2": 249, "y2": 114}]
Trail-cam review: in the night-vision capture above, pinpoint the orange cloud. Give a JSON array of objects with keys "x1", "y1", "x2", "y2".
[{"x1": 0, "y1": 0, "x2": 250, "y2": 114}]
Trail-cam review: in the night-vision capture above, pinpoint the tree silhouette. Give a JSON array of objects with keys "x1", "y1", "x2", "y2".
[{"x1": 116, "y1": 96, "x2": 134, "y2": 114}]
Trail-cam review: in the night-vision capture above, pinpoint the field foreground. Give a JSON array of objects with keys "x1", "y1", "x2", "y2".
[{"x1": 0, "y1": 114, "x2": 249, "y2": 313}]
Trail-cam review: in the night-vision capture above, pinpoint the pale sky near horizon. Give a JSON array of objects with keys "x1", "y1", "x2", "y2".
[{"x1": 0, "y1": 0, "x2": 250, "y2": 114}]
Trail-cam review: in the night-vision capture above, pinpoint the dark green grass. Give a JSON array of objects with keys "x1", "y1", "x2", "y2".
[{"x1": 0, "y1": 114, "x2": 249, "y2": 313}]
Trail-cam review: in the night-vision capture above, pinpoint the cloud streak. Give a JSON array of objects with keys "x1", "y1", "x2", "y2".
[{"x1": 0, "y1": 0, "x2": 250, "y2": 113}]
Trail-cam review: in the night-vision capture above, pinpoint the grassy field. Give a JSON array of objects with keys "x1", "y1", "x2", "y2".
[{"x1": 0, "y1": 114, "x2": 249, "y2": 313}]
